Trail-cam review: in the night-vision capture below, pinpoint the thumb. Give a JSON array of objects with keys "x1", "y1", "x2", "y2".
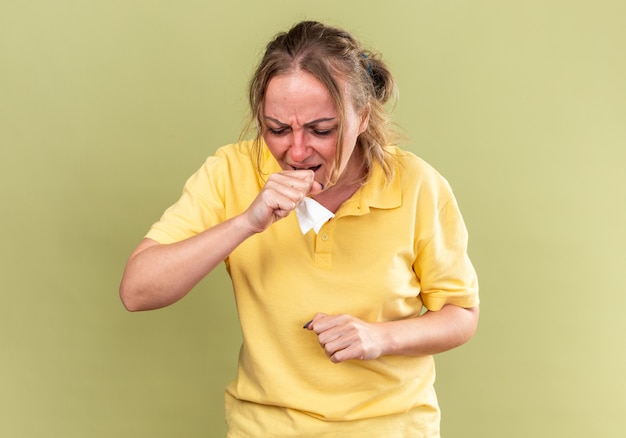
[{"x1": 308, "y1": 180, "x2": 324, "y2": 195}]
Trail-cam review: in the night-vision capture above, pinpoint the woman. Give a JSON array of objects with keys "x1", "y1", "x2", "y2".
[{"x1": 120, "y1": 20, "x2": 479, "y2": 437}]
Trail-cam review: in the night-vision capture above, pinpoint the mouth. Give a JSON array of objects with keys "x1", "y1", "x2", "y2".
[{"x1": 290, "y1": 164, "x2": 322, "y2": 173}]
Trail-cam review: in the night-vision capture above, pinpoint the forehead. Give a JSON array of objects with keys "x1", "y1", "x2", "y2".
[{"x1": 263, "y1": 71, "x2": 339, "y2": 118}]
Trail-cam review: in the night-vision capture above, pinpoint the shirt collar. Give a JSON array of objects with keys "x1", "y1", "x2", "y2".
[
  {"x1": 339, "y1": 155, "x2": 401, "y2": 217},
  {"x1": 258, "y1": 140, "x2": 402, "y2": 216}
]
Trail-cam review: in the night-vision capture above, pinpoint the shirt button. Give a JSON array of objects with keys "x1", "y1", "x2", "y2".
[{"x1": 321, "y1": 233, "x2": 329, "y2": 241}]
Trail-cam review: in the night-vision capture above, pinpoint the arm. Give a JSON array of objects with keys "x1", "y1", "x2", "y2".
[
  {"x1": 305, "y1": 163, "x2": 480, "y2": 362},
  {"x1": 119, "y1": 170, "x2": 322, "y2": 311},
  {"x1": 305, "y1": 304, "x2": 479, "y2": 363},
  {"x1": 119, "y1": 214, "x2": 255, "y2": 311}
]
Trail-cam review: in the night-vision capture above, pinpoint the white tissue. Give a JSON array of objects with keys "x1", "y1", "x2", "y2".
[{"x1": 294, "y1": 197, "x2": 334, "y2": 234}]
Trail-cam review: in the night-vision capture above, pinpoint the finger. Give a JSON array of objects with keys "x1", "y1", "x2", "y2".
[
  {"x1": 330, "y1": 344, "x2": 366, "y2": 363},
  {"x1": 283, "y1": 169, "x2": 315, "y2": 183},
  {"x1": 318, "y1": 329, "x2": 344, "y2": 349},
  {"x1": 322, "y1": 337, "x2": 346, "y2": 358},
  {"x1": 323, "y1": 335, "x2": 361, "y2": 363},
  {"x1": 304, "y1": 312, "x2": 331, "y2": 332},
  {"x1": 308, "y1": 180, "x2": 324, "y2": 195},
  {"x1": 265, "y1": 175, "x2": 309, "y2": 204},
  {"x1": 273, "y1": 170, "x2": 318, "y2": 194},
  {"x1": 258, "y1": 186, "x2": 299, "y2": 212},
  {"x1": 311, "y1": 313, "x2": 350, "y2": 334},
  {"x1": 318, "y1": 326, "x2": 355, "y2": 357}
]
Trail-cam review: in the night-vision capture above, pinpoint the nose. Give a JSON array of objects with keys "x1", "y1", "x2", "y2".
[{"x1": 289, "y1": 129, "x2": 311, "y2": 163}]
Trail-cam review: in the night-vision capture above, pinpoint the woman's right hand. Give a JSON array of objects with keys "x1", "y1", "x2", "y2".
[{"x1": 243, "y1": 169, "x2": 323, "y2": 233}]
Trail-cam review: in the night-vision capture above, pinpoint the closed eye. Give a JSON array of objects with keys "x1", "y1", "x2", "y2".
[
  {"x1": 267, "y1": 127, "x2": 290, "y2": 136},
  {"x1": 312, "y1": 128, "x2": 334, "y2": 136}
]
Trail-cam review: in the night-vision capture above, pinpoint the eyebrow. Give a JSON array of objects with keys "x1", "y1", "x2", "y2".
[{"x1": 264, "y1": 116, "x2": 337, "y2": 128}]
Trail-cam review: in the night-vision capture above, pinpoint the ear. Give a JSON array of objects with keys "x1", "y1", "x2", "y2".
[{"x1": 358, "y1": 103, "x2": 371, "y2": 135}]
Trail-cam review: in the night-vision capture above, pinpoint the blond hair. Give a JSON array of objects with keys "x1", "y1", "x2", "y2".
[{"x1": 243, "y1": 21, "x2": 400, "y2": 182}]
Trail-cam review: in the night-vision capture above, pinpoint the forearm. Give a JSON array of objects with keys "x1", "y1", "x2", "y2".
[
  {"x1": 308, "y1": 304, "x2": 479, "y2": 363},
  {"x1": 379, "y1": 304, "x2": 479, "y2": 357},
  {"x1": 119, "y1": 169, "x2": 323, "y2": 311},
  {"x1": 119, "y1": 214, "x2": 255, "y2": 311}
]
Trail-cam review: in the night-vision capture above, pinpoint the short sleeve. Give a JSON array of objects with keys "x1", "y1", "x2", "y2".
[
  {"x1": 414, "y1": 195, "x2": 479, "y2": 311},
  {"x1": 145, "y1": 155, "x2": 228, "y2": 244}
]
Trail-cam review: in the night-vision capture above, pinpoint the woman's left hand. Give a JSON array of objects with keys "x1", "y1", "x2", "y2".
[
  {"x1": 304, "y1": 305, "x2": 480, "y2": 363},
  {"x1": 305, "y1": 313, "x2": 386, "y2": 363}
]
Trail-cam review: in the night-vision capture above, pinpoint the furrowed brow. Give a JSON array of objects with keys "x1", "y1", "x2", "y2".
[
  {"x1": 264, "y1": 116, "x2": 290, "y2": 127},
  {"x1": 303, "y1": 117, "x2": 336, "y2": 127},
  {"x1": 263, "y1": 116, "x2": 336, "y2": 130}
]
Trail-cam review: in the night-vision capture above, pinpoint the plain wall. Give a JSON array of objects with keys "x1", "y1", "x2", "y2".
[{"x1": 2, "y1": 1, "x2": 625, "y2": 436}]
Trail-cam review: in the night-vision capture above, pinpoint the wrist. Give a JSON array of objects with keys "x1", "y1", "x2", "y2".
[
  {"x1": 374, "y1": 321, "x2": 398, "y2": 357},
  {"x1": 233, "y1": 211, "x2": 264, "y2": 236}
]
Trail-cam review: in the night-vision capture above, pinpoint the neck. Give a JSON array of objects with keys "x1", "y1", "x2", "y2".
[{"x1": 312, "y1": 150, "x2": 366, "y2": 213}]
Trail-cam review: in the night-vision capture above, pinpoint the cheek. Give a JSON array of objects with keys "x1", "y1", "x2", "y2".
[
  {"x1": 318, "y1": 136, "x2": 338, "y2": 159},
  {"x1": 262, "y1": 133, "x2": 287, "y2": 157}
]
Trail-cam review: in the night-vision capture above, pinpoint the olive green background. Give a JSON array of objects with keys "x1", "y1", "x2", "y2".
[{"x1": 2, "y1": 1, "x2": 624, "y2": 437}]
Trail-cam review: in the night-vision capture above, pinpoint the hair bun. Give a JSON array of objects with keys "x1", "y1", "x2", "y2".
[{"x1": 362, "y1": 51, "x2": 396, "y2": 105}]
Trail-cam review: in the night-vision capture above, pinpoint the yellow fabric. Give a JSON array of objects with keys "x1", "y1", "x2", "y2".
[{"x1": 146, "y1": 140, "x2": 479, "y2": 437}]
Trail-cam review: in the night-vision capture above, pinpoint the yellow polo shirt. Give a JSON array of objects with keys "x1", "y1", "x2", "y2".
[{"x1": 146, "y1": 140, "x2": 479, "y2": 437}]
